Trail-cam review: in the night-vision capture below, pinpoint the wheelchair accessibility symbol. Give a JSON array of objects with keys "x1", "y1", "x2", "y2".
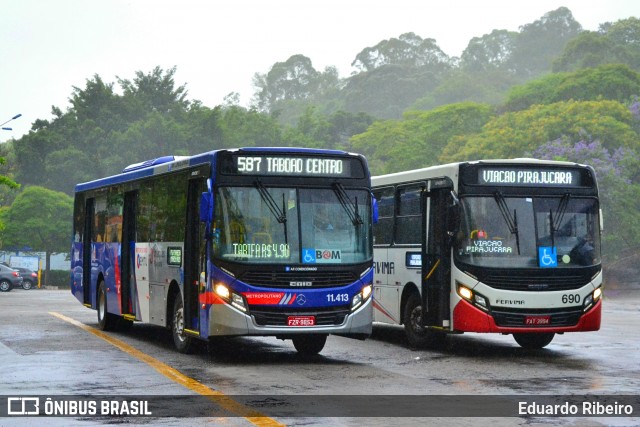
[
  {"x1": 302, "y1": 248, "x2": 316, "y2": 264},
  {"x1": 538, "y1": 246, "x2": 558, "y2": 268}
]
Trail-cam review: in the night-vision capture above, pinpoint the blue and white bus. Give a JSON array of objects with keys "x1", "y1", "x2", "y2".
[{"x1": 71, "y1": 148, "x2": 374, "y2": 354}]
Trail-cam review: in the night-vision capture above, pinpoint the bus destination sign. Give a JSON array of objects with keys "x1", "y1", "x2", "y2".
[
  {"x1": 477, "y1": 167, "x2": 582, "y2": 187},
  {"x1": 233, "y1": 155, "x2": 351, "y2": 177}
]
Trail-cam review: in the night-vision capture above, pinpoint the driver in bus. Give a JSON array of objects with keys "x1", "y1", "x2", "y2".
[{"x1": 314, "y1": 204, "x2": 334, "y2": 231}]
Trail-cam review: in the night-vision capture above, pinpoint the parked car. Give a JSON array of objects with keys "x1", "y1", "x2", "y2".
[
  {"x1": 0, "y1": 264, "x2": 23, "y2": 292},
  {"x1": 13, "y1": 267, "x2": 39, "y2": 290}
]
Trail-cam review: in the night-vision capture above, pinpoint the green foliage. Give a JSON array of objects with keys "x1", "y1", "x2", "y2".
[
  {"x1": 12, "y1": 68, "x2": 311, "y2": 195},
  {"x1": 352, "y1": 103, "x2": 494, "y2": 174},
  {"x1": 440, "y1": 100, "x2": 636, "y2": 162},
  {"x1": 44, "y1": 270, "x2": 71, "y2": 288},
  {"x1": 351, "y1": 32, "x2": 452, "y2": 72},
  {"x1": 460, "y1": 29, "x2": 518, "y2": 73},
  {"x1": 554, "y1": 17, "x2": 640, "y2": 72},
  {"x1": 342, "y1": 65, "x2": 443, "y2": 119},
  {"x1": 506, "y1": 7, "x2": 583, "y2": 78},
  {"x1": 504, "y1": 64, "x2": 640, "y2": 111},
  {"x1": 412, "y1": 70, "x2": 518, "y2": 111},
  {"x1": 1, "y1": 186, "x2": 73, "y2": 254}
]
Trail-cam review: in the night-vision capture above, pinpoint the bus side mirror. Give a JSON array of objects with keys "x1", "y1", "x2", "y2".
[
  {"x1": 447, "y1": 191, "x2": 460, "y2": 235},
  {"x1": 372, "y1": 197, "x2": 379, "y2": 224},
  {"x1": 200, "y1": 192, "x2": 213, "y2": 222}
]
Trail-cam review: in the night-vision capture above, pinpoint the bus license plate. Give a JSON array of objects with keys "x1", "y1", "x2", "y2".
[
  {"x1": 287, "y1": 316, "x2": 316, "y2": 327},
  {"x1": 525, "y1": 315, "x2": 551, "y2": 326}
]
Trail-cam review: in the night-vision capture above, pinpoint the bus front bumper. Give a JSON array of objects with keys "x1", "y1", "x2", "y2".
[
  {"x1": 207, "y1": 297, "x2": 373, "y2": 338},
  {"x1": 452, "y1": 298, "x2": 602, "y2": 334}
]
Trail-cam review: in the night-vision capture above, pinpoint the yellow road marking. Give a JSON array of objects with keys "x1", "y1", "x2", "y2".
[{"x1": 50, "y1": 311, "x2": 285, "y2": 427}]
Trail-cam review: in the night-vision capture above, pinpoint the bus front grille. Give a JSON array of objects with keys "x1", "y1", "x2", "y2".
[
  {"x1": 240, "y1": 271, "x2": 357, "y2": 288},
  {"x1": 480, "y1": 273, "x2": 591, "y2": 291}
]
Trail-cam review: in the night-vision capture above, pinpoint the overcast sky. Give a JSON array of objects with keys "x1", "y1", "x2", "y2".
[{"x1": 1, "y1": 0, "x2": 638, "y2": 139}]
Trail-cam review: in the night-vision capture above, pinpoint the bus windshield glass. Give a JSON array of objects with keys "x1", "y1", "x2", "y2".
[
  {"x1": 456, "y1": 196, "x2": 600, "y2": 268},
  {"x1": 213, "y1": 186, "x2": 372, "y2": 265}
]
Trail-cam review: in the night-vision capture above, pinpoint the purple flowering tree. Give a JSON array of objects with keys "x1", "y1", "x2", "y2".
[{"x1": 531, "y1": 137, "x2": 640, "y2": 267}]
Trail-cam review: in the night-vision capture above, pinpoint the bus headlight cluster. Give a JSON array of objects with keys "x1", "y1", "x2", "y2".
[
  {"x1": 457, "y1": 282, "x2": 489, "y2": 312},
  {"x1": 351, "y1": 284, "x2": 373, "y2": 311},
  {"x1": 583, "y1": 287, "x2": 602, "y2": 312},
  {"x1": 214, "y1": 283, "x2": 247, "y2": 312}
]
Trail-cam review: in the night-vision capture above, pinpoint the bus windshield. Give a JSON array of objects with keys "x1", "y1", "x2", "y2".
[
  {"x1": 213, "y1": 186, "x2": 372, "y2": 265},
  {"x1": 456, "y1": 195, "x2": 600, "y2": 268}
]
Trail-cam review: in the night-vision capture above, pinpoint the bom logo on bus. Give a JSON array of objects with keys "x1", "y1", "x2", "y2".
[{"x1": 302, "y1": 248, "x2": 341, "y2": 264}]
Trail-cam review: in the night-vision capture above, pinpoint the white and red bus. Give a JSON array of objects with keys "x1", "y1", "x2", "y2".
[{"x1": 371, "y1": 159, "x2": 602, "y2": 348}]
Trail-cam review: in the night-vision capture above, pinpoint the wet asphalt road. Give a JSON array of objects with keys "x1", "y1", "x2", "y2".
[{"x1": 0, "y1": 288, "x2": 638, "y2": 426}]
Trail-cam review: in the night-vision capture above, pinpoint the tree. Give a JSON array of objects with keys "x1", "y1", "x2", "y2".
[
  {"x1": 252, "y1": 55, "x2": 322, "y2": 112},
  {"x1": 552, "y1": 31, "x2": 619, "y2": 72},
  {"x1": 507, "y1": 7, "x2": 582, "y2": 78},
  {"x1": 293, "y1": 107, "x2": 375, "y2": 150},
  {"x1": 504, "y1": 64, "x2": 640, "y2": 112},
  {"x1": 351, "y1": 102, "x2": 494, "y2": 174},
  {"x1": 351, "y1": 32, "x2": 451, "y2": 72},
  {"x1": 440, "y1": 100, "x2": 637, "y2": 162},
  {"x1": 118, "y1": 66, "x2": 190, "y2": 118},
  {"x1": 0, "y1": 187, "x2": 73, "y2": 286},
  {"x1": 460, "y1": 29, "x2": 518, "y2": 73},
  {"x1": 554, "y1": 17, "x2": 640, "y2": 72},
  {"x1": 530, "y1": 138, "x2": 640, "y2": 263}
]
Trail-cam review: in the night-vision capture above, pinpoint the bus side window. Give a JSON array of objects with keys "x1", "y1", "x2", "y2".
[
  {"x1": 395, "y1": 185, "x2": 423, "y2": 245},
  {"x1": 373, "y1": 187, "x2": 394, "y2": 245}
]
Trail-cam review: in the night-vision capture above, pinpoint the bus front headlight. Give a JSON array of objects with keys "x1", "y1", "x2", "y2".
[
  {"x1": 214, "y1": 283, "x2": 247, "y2": 312},
  {"x1": 351, "y1": 284, "x2": 373, "y2": 311},
  {"x1": 457, "y1": 282, "x2": 488, "y2": 311},
  {"x1": 583, "y1": 287, "x2": 602, "y2": 312}
]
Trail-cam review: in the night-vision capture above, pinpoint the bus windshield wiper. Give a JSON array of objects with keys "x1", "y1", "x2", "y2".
[
  {"x1": 494, "y1": 192, "x2": 521, "y2": 255},
  {"x1": 332, "y1": 183, "x2": 363, "y2": 226},
  {"x1": 549, "y1": 193, "x2": 570, "y2": 247},
  {"x1": 254, "y1": 180, "x2": 288, "y2": 241}
]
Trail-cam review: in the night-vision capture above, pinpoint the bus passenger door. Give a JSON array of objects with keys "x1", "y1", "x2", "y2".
[
  {"x1": 82, "y1": 198, "x2": 94, "y2": 306},
  {"x1": 421, "y1": 185, "x2": 452, "y2": 328},
  {"x1": 121, "y1": 191, "x2": 137, "y2": 318},
  {"x1": 183, "y1": 178, "x2": 206, "y2": 333}
]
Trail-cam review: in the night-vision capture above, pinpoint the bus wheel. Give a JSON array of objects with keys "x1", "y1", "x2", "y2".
[
  {"x1": 97, "y1": 281, "x2": 118, "y2": 331},
  {"x1": 292, "y1": 334, "x2": 327, "y2": 355},
  {"x1": 171, "y1": 295, "x2": 195, "y2": 354},
  {"x1": 513, "y1": 333, "x2": 555, "y2": 349},
  {"x1": 403, "y1": 293, "x2": 445, "y2": 348}
]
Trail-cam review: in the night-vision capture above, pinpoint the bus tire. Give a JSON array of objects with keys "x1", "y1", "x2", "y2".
[
  {"x1": 171, "y1": 294, "x2": 195, "y2": 354},
  {"x1": 513, "y1": 332, "x2": 555, "y2": 349},
  {"x1": 97, "y1": 281, "x2": 118, "y2": 331},
  {"x1": 403, "y1": 293, "x2": 446, "y2": 348},
  {"x1": 292, "y1": 334, "x2": 327, "y2": 355}
]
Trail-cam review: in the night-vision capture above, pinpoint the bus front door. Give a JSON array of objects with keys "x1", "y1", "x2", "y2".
[
  {"x1": 183, "y1": 178, "x2": 206, "y2": 334},
  {"x1": 421, "y1": 186, "x2": 452, "y2": 329}
]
